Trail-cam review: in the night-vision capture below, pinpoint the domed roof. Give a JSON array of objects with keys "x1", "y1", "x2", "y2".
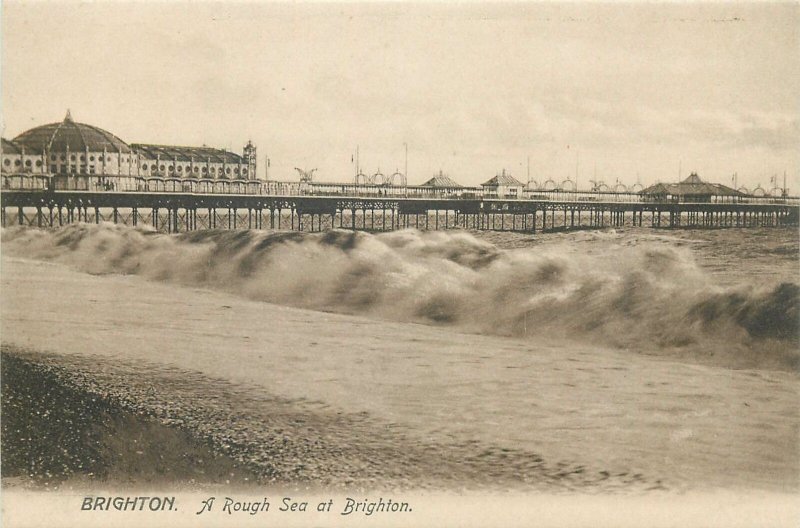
[{"x1": 12, "y1": 111, "x2": 131, "y2": 154}]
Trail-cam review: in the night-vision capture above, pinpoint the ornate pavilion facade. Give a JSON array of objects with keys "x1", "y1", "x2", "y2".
[{"x1": 1, "y1": 111, "x2": 257, "y2": 186}]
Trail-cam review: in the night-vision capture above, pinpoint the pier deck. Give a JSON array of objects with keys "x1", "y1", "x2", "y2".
[{"x1": 1, "y1": 190, "x2": 797, "y2": 233}]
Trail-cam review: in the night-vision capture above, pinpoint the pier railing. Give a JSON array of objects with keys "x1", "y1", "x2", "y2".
[{"x1": 2, "y1": 173, "x2": 798, "y2": 206}]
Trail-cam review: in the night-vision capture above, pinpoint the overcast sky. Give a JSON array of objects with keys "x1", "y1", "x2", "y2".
[{"x1": 2, "y1": 2, "x2": 798, "y2": 190}]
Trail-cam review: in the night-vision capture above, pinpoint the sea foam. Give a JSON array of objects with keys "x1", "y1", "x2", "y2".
[{"x1": 3, "y1": 223, "x2": 797, "y2": 369}]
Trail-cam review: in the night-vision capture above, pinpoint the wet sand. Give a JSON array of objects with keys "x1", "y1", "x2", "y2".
[{"x1": 1, "y1": 256, "x2": 797, "y2": 492}]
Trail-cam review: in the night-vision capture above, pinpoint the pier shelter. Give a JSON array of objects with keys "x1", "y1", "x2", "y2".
[
  {"x1": 482, "y1": 170, "x2": 525, "y2": 198},
  {"x1": 640, "y1": 173, "x2": 744, "y2": 203},
  {"x1": 419, "y1": 171, "x2": 464, "y2": 196}
]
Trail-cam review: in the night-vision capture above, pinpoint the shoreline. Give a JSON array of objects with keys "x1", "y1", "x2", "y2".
[{"x1": 1, "y1": 344, "x2": 655, "y2": 493}]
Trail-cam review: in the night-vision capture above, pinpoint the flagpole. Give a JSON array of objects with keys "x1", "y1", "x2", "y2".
[{"x1": 404, "y1": 142, "x2": 408, "y2": 184}]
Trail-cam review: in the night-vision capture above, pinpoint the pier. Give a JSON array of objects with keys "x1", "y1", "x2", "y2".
[{"x1": 2, "y1": 188, "x2": 797, "y2": 234}]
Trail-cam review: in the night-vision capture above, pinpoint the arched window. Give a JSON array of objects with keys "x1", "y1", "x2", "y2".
[
  {"x1": 226, "y1": 168, "x2": 231, "y2": 174},
  {"x1": 50, "y1": 154, "x2": 56, "y2": 161},
  {"x1": 25, "y1": 160, "x2": 32, "y2": 166},
  {"x1": 160, "y1": 165, "x2": 165, "y2": 171},
  {"x1": 202, "y1": 167, "x2": 208, "y2": 174},
  {"x1": 142, "y1": 164, "x2": 149, "y2": 171},
  {"x1": 70, "y1": 154, "x2": 76, "y2": 161},
  {"x1": 15, "y1": 159, "x2": 21, "y2": 166},
  {"x1": 3, "y1": 159, "x2": 10, "y2": 166},
  {"x1": 90, "y1": 156, "x2": 95, "y2": 161},
  {"x1": 36, "y1": 160, "x2": 42, "y2": 167},
  {"x1": 80, "y1": 155, "x2": 86, "y2": 161},
  {"x1": 177, "y1": 166, "x2": 183, "y2": 172}
]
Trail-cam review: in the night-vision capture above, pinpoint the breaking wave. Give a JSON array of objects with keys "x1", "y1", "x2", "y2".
[{"x1": 3, "y1": 223, "x2": 797, "y2": 370}]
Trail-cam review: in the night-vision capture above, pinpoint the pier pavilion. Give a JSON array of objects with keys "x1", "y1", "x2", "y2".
[
  {"x1": 1, "y1": 112, "x2": 257, "y2": 185},
  {"x1": 640, "y1": 173, "x2": 745, "y2": 203}
]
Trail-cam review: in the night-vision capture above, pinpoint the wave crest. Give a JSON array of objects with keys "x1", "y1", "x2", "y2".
[{"x1": 3, "y1": 224, "x2": 797, "y2": 370}]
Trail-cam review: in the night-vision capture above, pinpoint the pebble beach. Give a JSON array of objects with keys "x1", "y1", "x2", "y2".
[{"x1": 1, "y1": 345, "x2": 656, "y2": 493}]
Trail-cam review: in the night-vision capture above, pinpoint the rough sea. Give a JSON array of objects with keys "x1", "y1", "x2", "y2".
[{"x1": 1, "y1": 224, "x2": 798, "y2": 494}]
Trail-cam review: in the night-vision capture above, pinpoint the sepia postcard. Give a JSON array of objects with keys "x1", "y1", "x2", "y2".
[{"x1": 1, "y1": 2, "x2": 798, "y2": 527}]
